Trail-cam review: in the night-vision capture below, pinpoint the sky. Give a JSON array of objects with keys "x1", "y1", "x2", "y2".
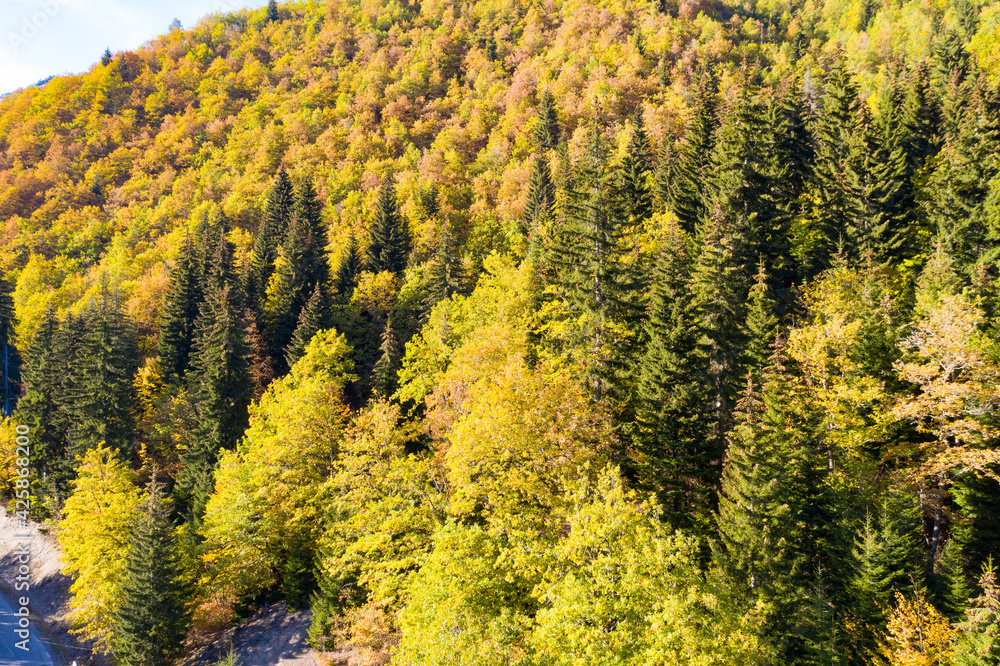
[{"x1": 0, "y1": 0, "x2": 270, "y2": 94}]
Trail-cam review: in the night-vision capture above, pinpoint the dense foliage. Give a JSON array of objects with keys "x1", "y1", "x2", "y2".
[{"x1": 3, "y1": 0, "x2": 1000, "y2": 662}]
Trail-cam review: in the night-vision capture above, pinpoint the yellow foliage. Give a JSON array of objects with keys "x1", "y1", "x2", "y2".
[{"x1": 880, "y1": 590, "x2": 955, "y2": 666}]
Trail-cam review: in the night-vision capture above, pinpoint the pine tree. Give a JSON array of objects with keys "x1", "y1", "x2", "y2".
[
  {"x1": 744, "y1": 262, "x2": 779, "y2": 379},
  {"x1": 285, "y1": 283, "x2": 329, "y2": 369},
  {"x1": 522, "y1": 153, "x2": 556, "y2": 241},
  {"x1": 372, "y1": 316, "x2": 401, "y2": 397},
  {"x1": 425, "y1": 220, "x2": 464, "y2": 309},
  {"x1": 534, "y1": 90, "x2": 561, "y2": 152},
  {"x1": 933, "y1": 31, "x2": 971, "y2": 86},
  {"x1": 283, "y1": 533, "x2": 315, "y2": 612},
  {"x1": 245, "y1": 168, "x2": 293, "y2": 312},
  {"x1": 101, "y1": 48, "x2": 113, "y2": 67},
  {"x1": 0, "y1": 276, "x2": 21, "y2": 417},
  {"x1": 334, "y1": 234, "x2": 362, "y2": 302},
  {"x1": 618, "y1": 109, "x2": 654, "y2": 225},
  {"x1": 900, "y1": 62, "x2": 941, "y2": 178},
  {"x1": 179, "y1": 281, "x2": 251, "y2": 525},
  {"x1": 767, "y1": 79, "x2": 814, "y2": 220},
  {"x1": 266, "y1": 0, "x2": 280, "y2": 23},
  {"x1": 939, "y1": 538, "x2": 973, "y2": 622},
  {"x1": 112, "y1": 479, "x2": 191, "y2": 666},
  {"x1": 365, "y1": 178, "x2": 410, "y2": 275},
  {"x1": 669, "y1": 63, "x2": 718, "y2": 234},
  {"x1": 158, "y1": 234, "x2": 202, "y2": 380},
  {"x1": 292, "y1": 178, "x2": 330, "y2": 290},
  {"x1": 634, "y1": 225, "x2": 714, "y2": 531},
  {"x1": 68, "y1": 290, "x2": 139, "y2": 459}
]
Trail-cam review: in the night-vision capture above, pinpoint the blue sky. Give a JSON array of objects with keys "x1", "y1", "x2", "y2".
[{"x1": 1, "y1": 0, "x2": 270, "y2": 94}]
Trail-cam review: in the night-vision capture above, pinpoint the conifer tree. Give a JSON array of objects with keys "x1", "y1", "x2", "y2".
[
  {"x1": 634, "y1": 226, "x2": 713, "y2": 530},
  {"x1": 522, "y1": 153, "x2": 556, "y2": 240},
  {"x1": 68, "y1": 290, "x2": 139, "y2": 459},
  {"x1": 939, "y1": 539, "x2": 973, "y2": 622},
  {"x1": 158, "y1": 233, "x2": 202, "y2": 380},
  {"x1": 767, "y1": 79, "x2": 814, "y2": 219},
  {"x1": 112, "y1": 479, "x2": 191, "y2": 666},
  {"x1": 283, "y1": 533, "x2": 315, "y2": 612},
  {"x1": 245, "y1": 168, "x2": 293, "y2": 312},
  {"x1": 534, "y1": 90, "x2": 561, "y2": 152},
  {"x1": 933, "y1": 30, "x2": 971, "y2": 86},
  {"x1": 618, "y1": 110, "x2": 654, "y2": 225},
  {"x1": 425, "y1": 221, "x2": 463, "y2": 309},
  {"x1": 334, "y1": 234, "x2": 362, "y2": 302},
  {"x1": 654, "y1": 140, "x2": 676, "y2": 211},
  {"x1": 101, "y1": 48, "x2": 113, "y2": 67},
  {"x1": 669, "y1": 63, "x2": 718, "y2": 234},
  {"x1": 292, "y1": 178, "x2": 330, "y2": 289},
  {"x1": 285, "y1": 283, "x2": 329, "y2": 368},
  {"x1": 900, "y1": 62, "x2": 941, "y2": 178},
  {"x1": 365, "y1": 178, "x2": 410, "y2": 275},
  {"x1": 266, "y1": 0, "x2": 280, "y2": 23},
  {"x1": 744, "y1": 262, "x2": 779, "y2": 379},
  {"x1": 179, "y1": 280, "x2": 251, "y2": 525},
  {"x1": 0, "y1": 276, "x2": 20, "y2": 417},
  {"x1": 372, "y1": 316, "x2": 401, "y2": 397}
]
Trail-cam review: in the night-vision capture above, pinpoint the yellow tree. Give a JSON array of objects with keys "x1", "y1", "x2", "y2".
[
  {"x1": 879, "y1": 589, "x2": 955, "y2": 666},
  {"x1": 892, "y1": 291, "x2": 1000, "y2": 563},
  {"x1": 58, "y1": 445, "x2": 142, "y2": 653}
]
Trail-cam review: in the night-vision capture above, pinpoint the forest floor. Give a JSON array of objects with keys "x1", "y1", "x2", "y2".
[{"x1": 0, "y1": 510, "x2": 103, "y2": 665}]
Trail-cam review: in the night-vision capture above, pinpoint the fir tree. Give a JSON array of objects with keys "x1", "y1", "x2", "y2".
[
  {"x1": 365, "y1": 178, "x2": 410, "y2": 275},
  {"x1": 101, "y1": 48, "x2": 113, "y2": 67},
  {"x1": 669, "y1": 63, "x2": 718, "y2": 234},
  {"x1": 112, "y1": 479, "x2": 192, "y2": 666},
  {"x1": 158, "y1": 234, "x2": 202, "y2": 380},
  {"x1": 285, "y1": 283, "x2": 329, "y2": 368},
  {"x1": 283, "y1": 533, "x2": 315, "y2": 612},
  {"x1": 425, "y1": 220, "x2": 464, "y2": 309},
  {"x1": 179, "y1": 281, "x2": 251, "y2": 525},
  {"x1": 634, "y1": 225, "x2": 714, "y2": 531},
  {"x1": 68, "y1": 290, "x2": 139, "y2": 459},
  {"x1": 334, "y1": 234, "x2": 362, "y2": 302},
  {"x1": 933, "y1": 30, "x2": 971, "y2": 86},
  {"x1": 744, "y1": 262, "x2": 779, "y2": 379},
  {"x1": 618, "y1": 109, "x2": 654, "y2": 225},
  {"x1": 522, "y1": 152, "x2": 556, "y2": 241},
  {"x1": 245, "y1": 168, "x2": 293, "y2": 312},
  {"x1": 0, "y1": 276, "x2": 20, "y2": 417},
  {"x1": 534, "y1": 90, "x2": 561, "y2": 152},
  {"x1": 372, "y1": 316, "x2": 401, "y2": 397},
  {"x1": 767, "y1": 79, "x2": 814, "y2": 220},
  {"x1": 266, "y1": 0, "x2": 280, "y2": 23}
]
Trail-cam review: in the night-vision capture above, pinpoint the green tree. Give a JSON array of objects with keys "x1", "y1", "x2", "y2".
[
  {"x1": 669, "y1": 63, "x2": 718, "y2": 234},
  {"x1": 425, "y1": 220, "x2": 463, "y2": 309},
  {"x1": 365, "y1": 177, "x2": 410, "y2": 275},
  {"x1": 285, "y1": 283, "x2": 329, "y2": 369},
  {"x1": 158, "y1": 233, "x2": 202, "y2": 380},
  {"x1": 245, "y1": 168, "x2": 293, "y2": 312},
  {"x1": 266, "y1": 0, "x2": 279, "y2": 23},
  {"x1": 618, "y1": 109, "x2": 654, "y2": 225},
  {"x1": 534, "y1": 90, "x2": 561, "y2": 152},
  {"x1": 112, "y1": 479, "x2": 192, "y2": 666}
]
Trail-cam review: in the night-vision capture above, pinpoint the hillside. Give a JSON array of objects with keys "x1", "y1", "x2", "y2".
[{"x1": 2, "y1": 0, "x2": 1000, "y2": 663}]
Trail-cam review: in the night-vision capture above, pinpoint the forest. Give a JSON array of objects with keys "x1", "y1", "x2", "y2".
[{"x1": 1, "y1": 0, "x2": 1000, "y2": 662}]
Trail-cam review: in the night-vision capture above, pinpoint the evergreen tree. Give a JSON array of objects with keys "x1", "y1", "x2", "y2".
[
  {"x1": 939, "y1": 538, "x2": 974, "y2": 622},
  {"x1": 669, "y1": 63, "x2": 719, "y2": 234},
  {"x1": 744, "y1": 262, "x2": 779, "y2": 379},
  {"x1": 766, "y1": 79, "x2": 814, "y2": 219},
  {"x1": 292, "y1": 178, "x2": 330, "y2": 289},
  {"x1": 285, "y1": 283, "x2": 329, "y2": 368},
  {"x1": 112, "y1": 479, "x2": 191, "y2": 666},
  {"x1": 0, "y1": 276, "x2": 21, "y2": 417},
  {"x1": 365, "y1": 178, "x2": 410, "y2": 275},
  {"x1": 933, "y1": 30, "x2": 971, "y2": 86},
  {"x1": 68, "y1": 290, "x2": 139, "y2": 459},
  {"x1": 425, "y1": 220, "x2": 464, "y2": 309},
  {"x1": 334, "y1": 234, "x2": 362, "y2": 302},
  {"x1": 618, "y1": 110, "x2": 654, "y2": 225},
  {"x1": 266, "y1": 0, "x2": 280, "y2": 23},
  {"x1": 654, "y1": 139, "x2": 677, "y2": 211},
  {"x1": 900, "y1": 62, "x2": 941, "y2": 178},
  {"x1": 179, "y1": 281, "x2": 251, "y2": 526},
  {"x1": 283, "y1": 533, "x2": 315, "y2": 612},
  {"x1": 245, "y1": 168, "x2": 293, "y2": 312},
  {"x1": 534, "y1": 90, "x2": 561, "y2": 152},
  {"x1": 101, "y1": 48, "x2": 113, "y2": 67},
  {"x1": 158, "y1": 234, "x2": 202, "y2": 380},
  {"x1": 522, "y1": 152, "x2": 556, "y2": 241},
  {"x1": 372, "y1": 316, "x2": 401, "y2": 397},
  {"x1": 634, "y1": 225, "x2": 714, "y2": 531}
]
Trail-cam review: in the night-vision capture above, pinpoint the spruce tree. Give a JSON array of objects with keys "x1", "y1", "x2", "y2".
[
  {"x1": 669, "y1": 63, "x2": 718, "y2": 234},
  {"x1": 266, "y1": 0, "x2": 280, "y2": 23},
  {"x1": 285, "y1": 283, "x2": 329, "y2": 369},
  {"x1": 112, "y1": 479, "x2": 192, "y2": 666},
  {"x1": 245, "y1": 168, "x2": 293, "y2": 312},
  {"x1": 179, "y1": 280, "x2": 251, "y2": 526},
  {"x1": 425, "y1": 220, "x2": 464, "y2": 309},
  {"x1": 101, "y1": 48, "x2": 113, "y2": 67},
  {"x1": 68, "y1": 290, "x2": 139, "y2": 459},
  {"x1": 158, "y1": 234, "x2": 202, "y2": 380},
  {"x1": 372, "y1": 316, "x2": 401, "y2": 397},
  {"x1": 522, "y1": 153, "x2": 556, "y2": 241},
  {"x1": 365, "y1": 178, "x2": 410, "y2": 275},
  {"x1": 283, "y1": 533, "x2": 315, "y2": 612},
  {"x1": 534, "y1": 90, "x2": 561, "y2": 152},
  {"x1": 618, "y1": 110, "x2": 654, "y2": 225},
  {"x1": 0, "y1": 276, "x2": 20, "y2": 417},
  {"x1": 634, "y1": 224, "x2": 714, "y2": 531},
  {"x1": 744, "y1": 262, "x2": 779, "y2": 379},
  {"x1": 334, "y1": 234, "x2": 362, "y2": 302},
  {"x1": 766, "y1": 79, "x2": 814, "y2": 221}
]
